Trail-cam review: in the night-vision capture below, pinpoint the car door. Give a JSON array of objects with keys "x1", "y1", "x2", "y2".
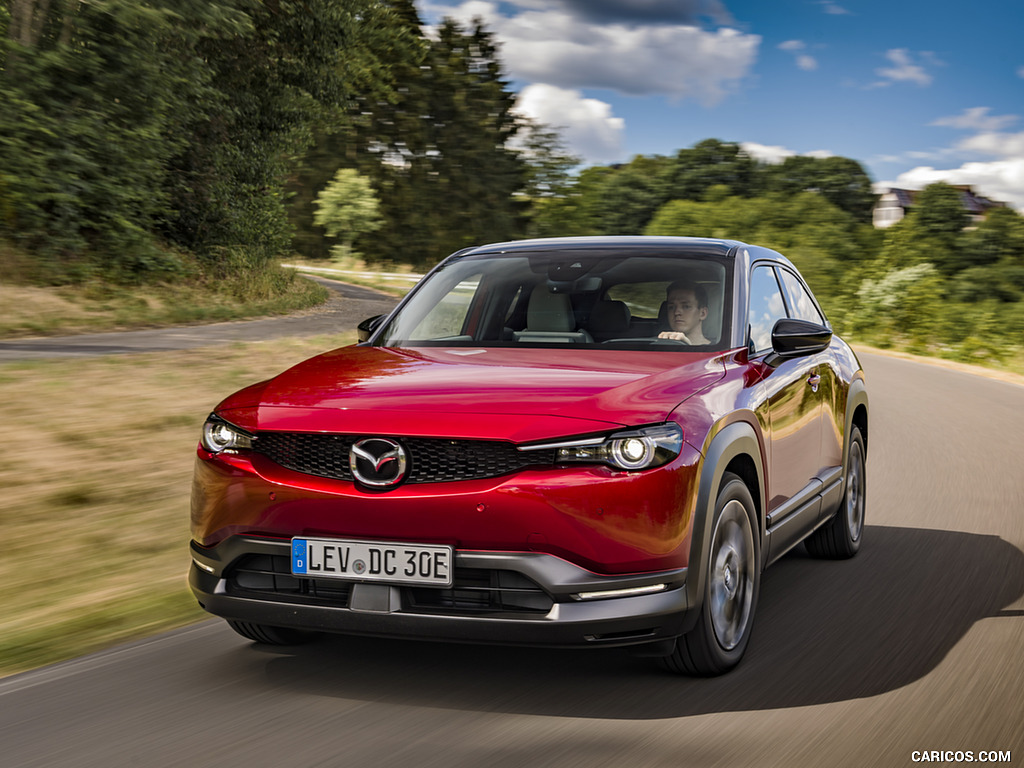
[
  {"x1": 776, "y1": 267, "x2": 844, "y2": 480},
  {"x1": 747, "y1": 264, "x2": 825, "y2": 561}
]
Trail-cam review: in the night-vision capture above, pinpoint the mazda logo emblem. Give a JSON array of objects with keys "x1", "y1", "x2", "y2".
[{"x1": 350, "y1": 438, "x2": 407, "y2": 487}]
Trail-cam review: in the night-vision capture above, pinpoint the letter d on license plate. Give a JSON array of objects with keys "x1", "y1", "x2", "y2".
[{"x1": 292, "y1": 537, "x2": 452, "y2": 586}]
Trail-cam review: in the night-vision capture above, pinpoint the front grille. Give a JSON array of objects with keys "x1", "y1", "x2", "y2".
[
  {"x1": 225, "y1": 553, "x2": 353, "y2": 606},
  {"x1": 406, "y1": 568, "x2": 554, "y2": 615},
  {"x1": 252, "y1": 432, "x2": 555, "y2": 484},
  {"x1": 224, "y1": 554, "x2": 553, "y2": 616}
]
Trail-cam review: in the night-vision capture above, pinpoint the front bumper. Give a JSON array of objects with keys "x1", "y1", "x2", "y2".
[{"x1": 190, "y1": 536, "x2": 693, "y2": 649}]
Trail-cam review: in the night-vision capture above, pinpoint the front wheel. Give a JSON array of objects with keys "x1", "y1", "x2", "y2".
[{"x1": 663, "y1": 472, "x2": 760, "y2": 676}]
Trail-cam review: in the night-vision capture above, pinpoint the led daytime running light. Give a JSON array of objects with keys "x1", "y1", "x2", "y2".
[
  {"x1": 527, "y1": 423, "x2": 683, "y2": 471},
  {"x1": 575, "y1": 583, "x2": 668, "y2": 600}
]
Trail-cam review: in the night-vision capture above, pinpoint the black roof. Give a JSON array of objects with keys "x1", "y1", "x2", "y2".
[{"x1": 460, "y1": 236, "x2": 746, "y2": 259}]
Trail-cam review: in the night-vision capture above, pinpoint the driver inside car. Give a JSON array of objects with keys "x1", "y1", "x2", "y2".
[{"x1": 658, "y1": 280, "x2": 710, "y2": 344}]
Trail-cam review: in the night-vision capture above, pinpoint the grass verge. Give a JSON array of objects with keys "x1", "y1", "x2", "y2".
[
  {"x1": 0, "y1": 332, "x2": 355, "y2": 678},
  {"x1": 0, "y1": 267, "x2": 329, "y2": 338}
]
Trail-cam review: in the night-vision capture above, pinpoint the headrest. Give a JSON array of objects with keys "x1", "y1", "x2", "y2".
[
  {"x1": 527, "y1": 284, "x2": 574, "y2": 332},
  {"x1": 590, "y1": 300, "x2": 631, "y2": 333}
]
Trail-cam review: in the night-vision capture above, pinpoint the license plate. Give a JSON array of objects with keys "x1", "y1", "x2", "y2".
[{"x1": 291, "y1": 537, "x2": 453, "y2": 587}]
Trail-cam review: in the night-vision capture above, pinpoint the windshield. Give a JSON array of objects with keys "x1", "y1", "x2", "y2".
[{"x1": 374, "y1": 249, "x2": 733, "y2": 351}]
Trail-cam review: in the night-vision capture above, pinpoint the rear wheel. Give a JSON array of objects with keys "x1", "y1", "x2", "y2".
[
  {"x1": 663, "y1": 472, "x2": 760, "y2": 676},
  {"x1": 226, "y1": 620, "x2": 313, "y2": 646},
  {"x1": 806, "y1": 426, "x2": 865, "y2": 560}
]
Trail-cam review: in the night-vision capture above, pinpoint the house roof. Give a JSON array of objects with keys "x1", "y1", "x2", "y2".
[{"x1": 880, "y1": 186, "x2": 1006, "y2": 214}]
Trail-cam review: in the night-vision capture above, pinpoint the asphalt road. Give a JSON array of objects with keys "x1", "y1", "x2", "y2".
[{"x1": 1, "y1": 339, "x2": 1022, "y2": 766}]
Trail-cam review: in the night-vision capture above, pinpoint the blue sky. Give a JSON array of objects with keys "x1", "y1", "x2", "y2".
[{"x1": 417, "y1": 0, "x2": 1024, "y2": 210}]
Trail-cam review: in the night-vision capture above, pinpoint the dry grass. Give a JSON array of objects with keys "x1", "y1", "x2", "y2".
[
  {"x1": 0, "y1": 275, "x2": 328, "y2": 338},
  {"x1": 0, "y1": 332, "x2": 356, "y2": 677}
]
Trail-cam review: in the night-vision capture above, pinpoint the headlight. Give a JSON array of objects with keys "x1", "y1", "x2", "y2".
[
  {"x1": 200, "y1": 414, "x2": 254, "y2": 454},
  {"x1": 519, "y1": 423, "x2": 683, "y2": 471}
]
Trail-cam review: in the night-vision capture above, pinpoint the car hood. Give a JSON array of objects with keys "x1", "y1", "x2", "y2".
[{"x1": 217, "y1": 345, "x2": 726, "y2": 443}]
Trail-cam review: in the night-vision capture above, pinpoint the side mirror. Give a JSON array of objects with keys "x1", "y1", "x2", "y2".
[
  {"x1": 769, "y1": 318, "x2": 832, "y2": 362},
  {"x1": 357, "y1": 314, "x2": 386, "y2": 343}
]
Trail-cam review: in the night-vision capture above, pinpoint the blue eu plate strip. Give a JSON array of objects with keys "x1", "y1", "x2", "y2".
[{"x1": 292, "y1": 538, "x2": 308, "y2": 574}]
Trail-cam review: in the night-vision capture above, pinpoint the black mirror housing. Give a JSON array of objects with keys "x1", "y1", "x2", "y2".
[
  {"x1": 770, "y1": 318, "x2": 833, "y2": 360},
  {"x1": 357, "y1": 314, "x2": 387, "y2": 343}
]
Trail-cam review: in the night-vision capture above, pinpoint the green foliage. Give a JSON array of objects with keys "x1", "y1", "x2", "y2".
[
  {"x1": 516, "y1": 118, "x2": 581, "y2": 201},
  {"x1": 593, "y1": 155, "x2": 673, "y2": 235},
  {"x1": 163, "y1": 0, "x2": 371, "y2": 266},
  {"x1": 668, "y1": 139, "x2": 758, "y2": 201},
  {"x1": 527, "y1": 166, "x2": 616, "y2": 237},
  {"x1": 913, "y1": 183, "x2": 971, "y2": 242},
  {"x1": 0, "y1": 0, "x2": 218, "y2": 279},
  {"x1": 762, "y1": 156, "x2": 877, "y2": 222},
  {"x1": 646, "y1": 189, "x2": 873, "y2": 302},
  {"x1": 515, "y1": 117, "x2": 581, "y2": 238},
  {"x1": 1, "y1": 0, "x2": 395, "y2": 285},
  {"x1": 347, "y1": 11, "x2": 527, "y2": 266},
  {"x1": 543, "y1": 139, "x2": 879, "y2": 238},
  {"x1": 852, "y1": 263, "x2": 944, "y2": 347},
  {"x1": 313, "y1": 169, "x2": 382, "y2": 259}
]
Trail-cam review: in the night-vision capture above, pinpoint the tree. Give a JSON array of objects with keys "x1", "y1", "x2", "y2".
[
  {"x1": 516, "y1": 119, "x2": 579, "y2": 199},
  {"x1": 164, "y1": 0, "x2": 372, "y2": 265},
  {"x1": 962, "y1": 206, "x2": 1024, "y2": 269},
  {"x1": 527, "y1": 165, "x2": 616, "y2": 237},
  {"x1": 349, "y1": 13, "x2": 526, "y2": 266},
  {"x1": 853, "y1": 263, "x2": 945, "y2": 348},
  {"x1": 667, "y1": 139, "x2": 758, "y2": 201},
  {"x1": 514, "y1": 118, "x2": 581, "y2": 238},
  {"x1": 1, "y1": 0, "x2": 398, "y2": 282},
  {"x1": 0, "y1": 0, "x2": 245, "y2": 277},
  {"x1": 902, "y1": 182, "x2": 970, "y2": 275},
  {"x1": 952, "y1": 207, "x2": 1024, "y2": 302},
  {"x1": 313, "y1": 169, "x2": 382, "y2": 261},
  {"x1": 285, "y1": 0, "x2": 424, "y2": 260},
  {"x1": 593, "y1": 155, "x2": 673, "y2": 234},
  {"x1": 762, "y1": 156, "x2": 876, "y2": 223}
]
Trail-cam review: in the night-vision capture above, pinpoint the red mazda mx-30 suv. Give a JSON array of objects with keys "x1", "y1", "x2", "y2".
[{"x1": 189, "y1": 236, "x2": 868, "y2": 675}]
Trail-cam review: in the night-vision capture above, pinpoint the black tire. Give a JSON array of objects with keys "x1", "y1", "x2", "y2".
[
  {"x1": 663, "y1": 472, "x2": 760, "y2": 676},
  {"x1": 226, "y1": 620, "x2": 313, "y2": 646},
  {"x1": 805, "y1": 426, "x2": 865, "y2": 560}
]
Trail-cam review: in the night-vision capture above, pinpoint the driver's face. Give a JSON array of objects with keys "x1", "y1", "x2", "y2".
[{"x1": 666, "y1": 288, "x2": 707, "y2": 336}]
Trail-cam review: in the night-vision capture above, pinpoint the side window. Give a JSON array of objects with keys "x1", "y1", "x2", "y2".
[
  {"x1": 778, "y1": 269, "x2": 826, "y2": 326},
  {"x1": 409, "y1": 274, "x2": 483, "y2": 340},
  {"x1": 748, "y1": 266, "x2": 787, "y2": 354}
]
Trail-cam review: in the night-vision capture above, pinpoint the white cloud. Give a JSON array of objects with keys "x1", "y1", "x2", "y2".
[
  {"x1": 873, "y1": 48, "x2": 932, "y2": 87},
  {"x1": 819, "y1": 1, "x2": 851, "y2": 14},
  {"x1": 880, "y1": 161, "x2": 1024, "y2": 212},
  {"x1": 555, "y1": 0, "x2": 735, "y2": 26},
  {"x1": 876, "y1": 111, "x2": 1024, "y2": 211},
  {"x1": 1018, "y1": 65, "x2": 1024, "y2": 79},
  {"x1": 425, "y1": 1, "x2": 760, "y2": 105},
  {"x1": 797, "y1": 55, "x2": 818, "y2": 71},
  {"x1": 779, "y1": 40, "x2": 817, "y2": 71},
  {"x1": 957, "y1": 131, "x2": 1024, "y2": 158},
  {"x1": 515, "y1": 84, "x2": 625, "y2": 164},
  {"x1": 931, "y1": 107, "x2": 1019, "y2": 133},
  {"x1": 742, "y1": 143, "x2": 795, "y2": 164},
  {"x1": 741, "y1": 143, "x2": 833, "y2": 164}
]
